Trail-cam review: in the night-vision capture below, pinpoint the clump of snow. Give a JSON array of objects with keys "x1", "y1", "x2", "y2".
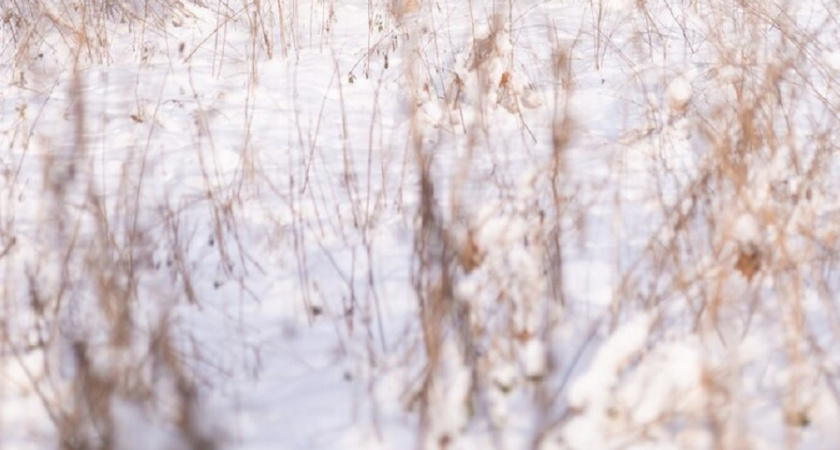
[
  {"x1": 732, "y1": 212, "x2": 761, "y2": 246},
  {"x1": 665, "y1": 71, "x2": 694, "y2": 115},
  {"x1": 568, "y1": 313, "x2": 652, "y2": 411},
  {"x1": 522, "y1": 338, "x2": 548, "y2": 380},
  {"x1": 616, "y1": 340, "x2": 705, "y2": 425},
  {"x1": 563, "y1": 322, "x2": 717, "y2": 449},
  {"x1": 823, "y1": 50, "x2": 840, "y2": 72},
  {"x1": 491, "y1": 362, "x2": 518, "y2": 393}
]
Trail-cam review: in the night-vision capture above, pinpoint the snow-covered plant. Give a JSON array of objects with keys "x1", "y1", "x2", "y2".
[
  {"x1": 5, "y1": 0, "x2": 840, "y2": 448},
  {"x1": 447, "y1": 15, "x2": 542, "y2": 115}
]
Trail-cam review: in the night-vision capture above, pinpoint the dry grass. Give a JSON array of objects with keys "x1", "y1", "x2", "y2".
[
  {"x1": 4, "y1": 0, "x2": 840, "y2": 449},
  {"x1": 399, "y1": 0, "x2": 840, "y2": 448}
]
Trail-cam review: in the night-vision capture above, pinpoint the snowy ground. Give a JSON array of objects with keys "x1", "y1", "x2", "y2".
[{"x1": 3, "y1": 0, "x2": 840, "y2": 448}]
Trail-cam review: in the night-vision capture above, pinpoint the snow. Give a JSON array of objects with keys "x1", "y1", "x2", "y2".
[
  {"x1": 665, "y1": 72, "x2": 693, "y2": 115},
  {"x1": 732, "y1": 213, "x2": 761, "y2": 246},
  {"x1": 3, "y1": 0, "x2": 840, "y2": 448},
  {"x1": 567, "y1": 313, "x2": 652, "y2": 411},
  {"x1": 823, "y1": 51, "x2": 840, "y2": 72},
  {"x1": 522, "y1": 338, "x2": 547, "y2": 380}
]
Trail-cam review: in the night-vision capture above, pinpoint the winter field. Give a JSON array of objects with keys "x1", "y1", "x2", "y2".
[{"x1": 3, "y1": 0, "x2": 840, "y2": 448}]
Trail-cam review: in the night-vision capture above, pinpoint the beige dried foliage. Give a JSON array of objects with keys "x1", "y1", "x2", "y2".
[{"x1": 391, "y1": 0, "x2": 420, "y2": 18}]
